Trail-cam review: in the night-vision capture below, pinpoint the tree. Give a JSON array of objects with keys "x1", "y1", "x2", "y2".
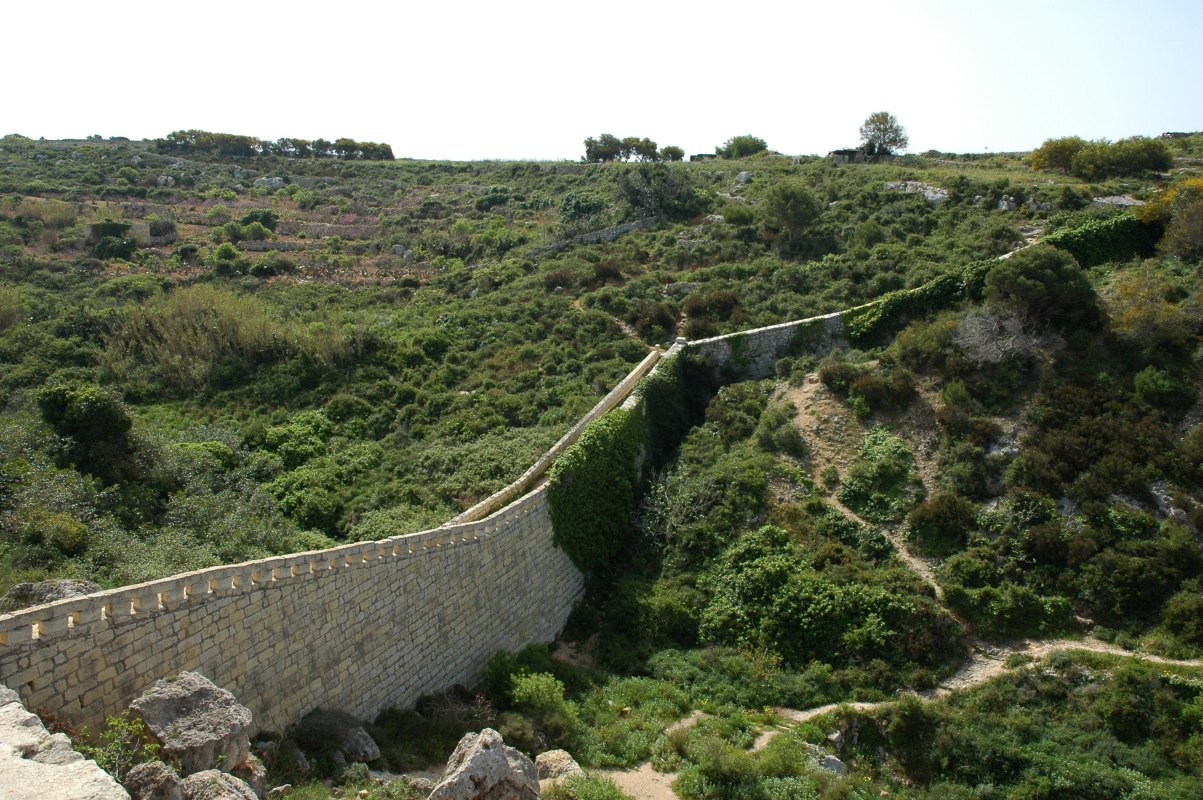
[
  {"x1": 1031, "y1": 136, "x2": 1085, "y2": 173},
  {"x1": 984, "y1": 243, "x2": 1099, "y2": 331},
  {"x1": 760, "y1": 180, "x2": 820, "y2": 250},
  {"x1": 37, "y1": 382, "x2": 135, "y2": 485},
  {"x1": 659, "y1": 145, "x2": 685, "y2": 162},
  {"x1": 859, "y1": 111, "x2": 908, "y2": 158},
  {"x1": 583, "y1": 133, "x2": 623, "y2": 162},
  {"x1": 716, "y1": 135, "x2": 768, "y2": 159}
]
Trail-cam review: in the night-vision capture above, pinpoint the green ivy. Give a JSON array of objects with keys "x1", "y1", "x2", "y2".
[
  {"x1": 1043, "y1": 214, "x2": 1159, "y2": 267},
  {"x1": 843, "y1": 270, "x2": 963, "y2": 345},
  {"x1": 548, "y1": 408, "x2": 644, "y2": 575}
]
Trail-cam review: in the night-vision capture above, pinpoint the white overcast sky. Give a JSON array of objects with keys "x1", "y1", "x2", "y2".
[{"x1": 6, "y1": 0, "x2": 1201, "y2": 161}]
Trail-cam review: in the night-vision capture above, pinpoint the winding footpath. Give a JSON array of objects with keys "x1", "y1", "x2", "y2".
[{"x1": 605, "y1": 636, "x2": 1203, "y2": 800}]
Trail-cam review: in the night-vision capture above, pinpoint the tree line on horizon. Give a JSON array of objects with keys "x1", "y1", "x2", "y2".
[{"x1": 155, "y1": 130, "x2": 395, "y2": 161}]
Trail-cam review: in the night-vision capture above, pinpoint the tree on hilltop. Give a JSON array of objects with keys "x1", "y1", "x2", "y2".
[
  {"x1": 859, "y1": 112, "x2": 908, "y2": 159},
  {"x1": 716, "y1": 135, "x2": 768, "y2": 159}
]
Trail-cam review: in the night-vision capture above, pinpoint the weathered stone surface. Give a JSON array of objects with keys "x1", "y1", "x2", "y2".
[
  {"x1": 179, "y1": 770, "x2": 258, "y2": 800},
  {"x1": 735, "y1": 171, "x2": 753, "y2": 185},
  {"x1": 294, "y1": 709, "x2": 379, "y2": 764},
  {"x1": 0, "y1": 684, "x2": 129, "y2": 800},
  {"x1": 884, "y1": 181, "x2": 948, "y2": 205},
  {"x1": 0, "y1": 579, "x2": 102, "y2": 612},
  {"x1": 252, "y1": 177, "x2": 286, "y2": 190},
  {"x1": 535, "y1": 749, "x2": 582, "y2": 780},
  {"x1": 429, "y1": 728, "x2": 538, "y2": 800},
  {"x1": 231, "y1": 754, "x2": 266, "y2": 798},
  {"x1": 129, "y1": 672, "x2": 252, "y2": 776},
  {"x1": 817, "y1": 754, "x2": 848, "y2": 775},
  {"x1": 125, "y1": 760, "x2": 183, "y2": 800}
]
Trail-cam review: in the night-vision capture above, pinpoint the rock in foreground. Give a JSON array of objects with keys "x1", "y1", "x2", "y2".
[
  {"x1": 0, "y1": 684, "x2": 129, "y2": 800},
  {"x1": 129, "y1": 672, "x2": 253, "y2": 776},
  {"x1": 429, "y1": 728, "x2": 538, "y2": 800}
]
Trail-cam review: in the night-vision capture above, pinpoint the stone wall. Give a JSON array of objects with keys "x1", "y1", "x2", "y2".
[
  {"x1": 0, "y1": 487, "x2": 582, "y2": 735},
  {"x1": 450, "y1": 349, "x2": 662, "y2": 525},
  {"x1": 686, "y1": 310, "x2": 849, "y2": 380},
  {"x1": 0, "y1": 298, "x2": 866, "y2": 742}
]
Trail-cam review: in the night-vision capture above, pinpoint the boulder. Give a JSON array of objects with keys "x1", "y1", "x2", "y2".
[
  {"x1": 252, "y1": 177, "x2": 285, "y2": 190},
  {"x1": 735, "y1": 171, "x2": 753, "y2": 185},
  {"x1": 429, "y1": 728, "x2": 538, "y2": 800},
  {"x1": 129, "y1": 672, "x2": 252, "y2": 776},
  {"x1": 179, "y1": 771, "x2": 257, "y2": 800},
  {"x1": 0, "y1": 684, "x2": 129, "y2": 800},
  {"x1": 817, "y1": 754, "x2": 849, "y2": 775},
  {"x1": 0, "y1": 579, "x2": 101, "y2": 612},
  {"x1": 293, "y1": 709, "x2": 379, "y2": 764},
  {"x1": 534, "y1": 750, "x2": 582, "y2": 780},
  {"x1": 231, "y1": 754, "x2": 265, "y2": 798},
  {"x1": 125, "y1": 761, "x2": 182, "y2": 800}
]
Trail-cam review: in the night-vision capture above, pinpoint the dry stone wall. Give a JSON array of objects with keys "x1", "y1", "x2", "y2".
[
  {"x1": 0, "y1": 488, "x2": 581, "y2": 734},
  {"x1": 687, "y1": 310, "x2": 848, "y2": 380}
]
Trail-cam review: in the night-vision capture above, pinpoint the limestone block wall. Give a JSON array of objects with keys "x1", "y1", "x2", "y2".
[
  {"x1": 687, "y1": 310, "x2": 848, "y2": 380},
  {"x1": 0, "y1": 487, "x2": 582, "y2": 734}
]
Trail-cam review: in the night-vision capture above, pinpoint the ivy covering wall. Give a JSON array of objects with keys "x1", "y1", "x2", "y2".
[{"x1": 1043, "y1": 214, "x2": 1160, "y2": 267}]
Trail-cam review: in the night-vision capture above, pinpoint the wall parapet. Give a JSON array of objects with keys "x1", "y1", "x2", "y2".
[{"x1": 450, "y1": 348, "x2": 662, "y2": 524}]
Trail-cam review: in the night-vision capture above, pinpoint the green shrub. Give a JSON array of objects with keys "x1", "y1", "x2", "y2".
[
  {"x1": 907, "y1": 493, "x2": 975, "y2": 558},
  {"x1": 837, "y1": 427, "x2": 925, "y2": 523},
  {"x1": 77, "y1": 711, "x2": 159, "y2": 782}
]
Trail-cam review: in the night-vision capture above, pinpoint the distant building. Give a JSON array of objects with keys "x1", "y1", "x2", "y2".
[{"x1": 827, "y1": 148, "x2": 866, "y2": 165}]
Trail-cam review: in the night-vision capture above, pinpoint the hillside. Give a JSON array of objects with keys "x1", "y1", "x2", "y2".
[{"x1": 2, "y1": 130, "x2": 1203, "y2": 799}]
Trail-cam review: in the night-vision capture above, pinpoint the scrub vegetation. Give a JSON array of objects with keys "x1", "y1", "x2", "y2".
[{"x1": 4, "y1": 127, "x2": 1203, "y2": 797}]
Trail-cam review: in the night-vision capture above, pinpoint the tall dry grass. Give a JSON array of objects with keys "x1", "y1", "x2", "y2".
[{"x1": 103, "y1": 284, "x2": 354, "y2": 391}]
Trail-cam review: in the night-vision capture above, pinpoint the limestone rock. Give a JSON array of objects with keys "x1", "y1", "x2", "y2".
[
  {"x1": 179, "y1": 770, "x2": 258, "y2": 800},
  {"x1": 231, "y1": 754, "x2": 266, "y2": 798},
  {"x1": 735, "y1": 171, "x2": 753, "y2": 185},
  {"x1": 129, "y1": 672, "x2": 252, "y2": 776},
  {"x1": 429, "y1": 728, "x2": 538, "y2": 800},
  {"x1": 817, "y1": 754, "x2": 849, "y2": 775},
  {"x1": 294, "y1": 709, "x2": 379, "y2": 764},
  {"x1": 125, "y1": 760, "x2": 183, "y2": 800},
  {"x1": 399, "y1": 775, "x2": 435, "y2": 795},
  {"x1": 253, "y1": 177, "x2": 285, "y2": 190},
  {"x1": 0, "y1": 579, "x2": 102, "y2": 612},
  {"x1": 535, "y1": 749, "x2": 582, "y2": 780},
  {"x1": 0, "y1": 684, "x2": 129, "y2": 800}
]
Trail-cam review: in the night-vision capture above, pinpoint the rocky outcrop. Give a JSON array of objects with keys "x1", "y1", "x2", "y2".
[
  {"x1": 429, "y1": 728, "x2": 538, "y2": 800},
  {"x1": 125, "y1": 761, "x2": 183, "y2": 800},
  {"x1": 0, "y1": 579, "x2": 102, "y2": 612},
  {"x1": 535, "y1": 749, "x2": 582, "y2": 780},
  {"x1": 178, "y1": 770, "x2": 258, "y2": 800},
  {"x1": 129, "y1": 672, "x2": 253, "y2": 777},
  {"x1": 231, "y1": 754, "x2": 265, "y2": 798},
  {"x1": 293, "y1": 708, "x2": 380, "y2": 764},
  {"x1": 0, "y1": 684, "x2": 129, "y2": 800},
  {"x1": 884, "y1": 181, "x2": 948, "y2": 205}
]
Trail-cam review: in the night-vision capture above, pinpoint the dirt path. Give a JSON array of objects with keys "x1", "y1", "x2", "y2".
[
  {"x1": 573, "y1": 297, "x2": 644, "y2": 342},
  {"x1": 782, "y1": 374, "x2": 944, "y2": 597},
  {"x1": 604, "y1": 638, "x2": 1203, "y2": 798}
]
